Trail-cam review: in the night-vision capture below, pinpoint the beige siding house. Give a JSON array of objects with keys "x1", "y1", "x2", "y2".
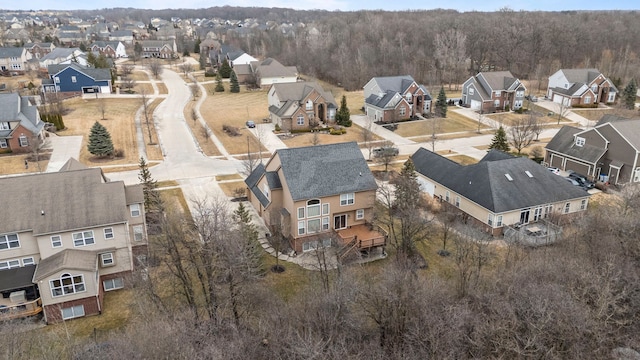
[
  {"x1": 363, "y1": 75, "x2": 432, "y2": 123},
  {"x1": 245, "y1": 142, "x2": 385, "y2": 254},
  {"x1": 267, "y1": 82, "x2": 337, "y2": 131},
  {"x1": 0, "y1": 159, "x2": 146, "y2": 323}
]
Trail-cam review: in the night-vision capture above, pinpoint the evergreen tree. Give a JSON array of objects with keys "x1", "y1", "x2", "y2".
[
  {"x1": 194, "y1": 37, "x2": 201, "y2": 54},
  {"x1": 79, "y1": 42, "x2": 87, "y2": 52},
  {"x1": 229, "y1": 70, "x2": 240, "y2": 93},
  {"x1": 215, "y1": 72, "x2": 225, "y2": 92},
  {"x1": 394, "y1": 159, "x2": 421, "y2": 212},
  {"x1": 621, "y1": 78, "x2": 637, "y2": 110},
  {"x1": 199, "y1": 53, "x2": 207, "y2": 70},
  {"x1": 335, "y1": 95, "x2": 352, "y2": 127},
  {"x1": 489, "y1": 126, "x2": 510, "y2": 152},
  {"x1": 87, "y1": 121, "x2": 114, "y2": 157},
  {"x1": 393, "y1": 158, "x2": 428, "y2": 258},
  {"x1": 219, "y1": 59, "x2": 232, "y2": 78},
  {"x1": 134, "y1": 42, "x2": 143, "y2": 58},
  {"x1": 435, "y1": 86, "x2": 448, "y2": 118},
  {"x1": 87, "y1": 52, "x2": 96, "y2": 67},
  {"x1": 138, "y1": 157, "x2": 162, "y2": 212},
  {"x1": 234, "y1": 202, "x2": 259, "y2": 245}
]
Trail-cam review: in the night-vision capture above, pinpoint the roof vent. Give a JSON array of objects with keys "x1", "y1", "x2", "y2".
[
  {"x1": 504, "y1": 174, "x2": 513, "y2": 181},
  {"x1": 525, "y1": 171, "x2": 533, "y2": 178}
]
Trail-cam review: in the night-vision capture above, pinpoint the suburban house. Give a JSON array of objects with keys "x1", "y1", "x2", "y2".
[
  {"x1": 0, "y1": 47, "x2": 31, "y2": 74},
  {"x1": 39, "y1": 48, "x2": 86, "y2": 68},
  {"x1": 547, "y1": 68, "x2": 617, "y2": 107},
  {"x1": 244, "y1": 142, "x2": 386, "y2": 254},
  {"x1": 267, "y1": 81, "x2": 337, "y2": 131},
  {"x1": 211, "y1": 44, "x2": 257, "y2": 67},
  {"x1": 109, "y1": 30, "x2": 134, "y2": 45},
  {"x1": 24, "y1": 42, "x2": 55, "y2": 59},
  {"x1": 0, "y1": 159, "x2": 147, "y2": 323},
  {"x1": 250, "y1": 58, "x2": 298, "y2": 88},
  {"x1": 42, "y1": 63, "x2": 112, "y2": 95},
  {"x1": 411, "y1": 148, "x2": 590, "y2": 235},
  {"x1": 545, "y1": 116, "x2": 640, "y2": 185},
  {"x1": 363, "y1": 75, "x2": 432, "y2": 123},
  {"x1": 198, "y1": 38, "x2": 221, "y2": 64},
  {"x1": 140, "y1": 40, "x2": 177, "y2": 59},
  {"x1": 461, "y1": 71, "x2": 526, "y2": 112},
  {"x1": 0, "y1": 93, "x2": 46, "y2": 153},
  {"x1": 89, "y1": 41, "x2": 127, "y2": 58}
]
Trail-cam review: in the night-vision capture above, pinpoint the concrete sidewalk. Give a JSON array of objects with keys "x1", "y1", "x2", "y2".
[
  {"x1": 351, "y1": 114, "x2": 416, "y2": 146},
  {"x1": 45, "y1": 135, "x2": 83, "y2": 172},
  {"x1": 248, "y1": 123, "x2": 287, "y2": 154}
]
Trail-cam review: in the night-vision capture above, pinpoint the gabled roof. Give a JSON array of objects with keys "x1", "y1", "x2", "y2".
[
  {"x1": 245, "y1": 163, "x2": 270, "y2": 207},
  {"x1": 275, "y1": 142, "x2": 377, "y2": 201},
  {"x1": 251, "y1": 57, "x2": 297, "y2": 78},
  {"x1": 365, "y1": 90, "x2": 403, "y2": 109},
  {"x1": 90, "y1": 40, "x2": 121, "y2": 49},
  {"x1": 33, "y1": 249, "x2": 98, "y2": 282},
  {"x1": 41, "y1": 47, "x2": 82, "y2": 61},
  {"x1": 0, "y1": 46, "x2": 26, "y2": 58},
  {"x1": 369, "y1": 75, "x2": 417, "y2": 94},
  {"x1": 233, "y1": 63, "x2": 252, "y2": 76},
  {"x1": 478, "y1": 71, "x2": 521, "y2": 92},
  {"x1": 47, "y1": 63, "x2": 111, "y2": 82},
  {"x1": 600, "y1": 118, "x2": 640, "y2": 150},
  {"x1": 412, "y1": 148, "x2": 589, "y2": 213},
  {"x1": 110, "y1": 30, "x2": 133, "y2": 37},
  {"x1": 271, "y1": 81, "x2": 337, "y2": 107},
  {"x1": 0, "y1": 93, "x2": 43, "y2": 135},
  {"x1": 559, "y1": 68, "x2": 603, "y2": 84},
  {"x1": 545, "y1": 126, "x2": 607, "y2": 165}
]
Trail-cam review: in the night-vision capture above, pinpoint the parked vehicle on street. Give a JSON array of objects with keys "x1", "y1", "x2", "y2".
[
  {"x1": 568, "y1": 172, "x2": 595, "y2": 189},
  {"x1": 547, "y1": 167, "x2": 561, "y2": 175},
  {"x1": 373, "y1": 146, "x2": 399, "y2": 158},
  {"x1": 245, "y1": 120, "x2": 256, "y2": 128}
]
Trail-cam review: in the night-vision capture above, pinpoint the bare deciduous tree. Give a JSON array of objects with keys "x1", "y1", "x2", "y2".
[
  {"x1": 147, "y1": 60, "x2": 164, "y2": 79},
  {"x1": 140, "y1": 90, "x2": 154, "y2": 144},
  {"x1": 508, "y1": 114, "x2": 536, "y2": 154}
]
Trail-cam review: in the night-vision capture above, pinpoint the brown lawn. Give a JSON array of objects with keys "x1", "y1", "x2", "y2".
[
  {"x1": 157, "y1": 83, "x2": 168, "y2": 95},
  {"x1": 57, "y1": 98, "x2": 142, "y2": 166},
  {"x1": 0, "y1": 151, "x2": 51, "y2": 175},
  {"x1": 128, "y1": 71, "x2": 150, "y2": 82},
  {"x1": 218, "y1": 180, "x2": 246, "y2": 197},
  {"x1": 216, "y1": 174, "x2": 243, "y2": 181},
  {"x1": 396, "y1": 112, "x2": 486, "y2": 137},
  {"x1": 281, "y1": 125, "x2": 382, "y2": 148},
  {"x1": 134, "y1": 83, "x2": 154, "y2": 95},
  {"x1": 410, "y1": 130, "x2": 493, "y2": 143},
  {"x1": 571, "y1": 107, "x2": 637, "y2": 121},
  {"x1": 183, "y1": 100, "x2": 222, "y2": 156}
]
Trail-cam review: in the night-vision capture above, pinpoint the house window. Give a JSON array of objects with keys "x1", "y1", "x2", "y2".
[
  {"x1": 534, "y1": 207, "x2": 542, "y2": 221},
  {"x1": 130, "y1": 204, "x2": 141, "y2": 217},
  {"x1": 564, "y1": 203, "x2": 570, "y2": 214},
  {"x1": 51, "y1": 235, "x2": 62, "y2": 248},
  {"x1": 608, "y1": 93, "x2": 615, "y2": 102},
  {"x1": 73, "y1": 231, "x2": 95, "y2": 247},
  {"x1": 487, "y1": 214, "x2": 494, "y2": 226},
  {"x1": 455, "y1": 196, "x2": 460, "y2": 207},
  {"x1": 496, "y1": 215, "x2": 503, "y2": 227},
  {"x1": 19, "y1": 135, "x2": 28, "y2": 147},
  {"x1": 334, "y1": 214, "x2": 347, "y2": 230},
  {"x1": 11, "y1": 64, "x2": 21, "y2": 70},
  {"x1": 297, "y1": 207, "x2": 305, "y2": 219},
  {"x1": 297, "y1": 115, "x2": 304, "y2": 126},
  {"x1": 306, "y1": 100, "x2": 313, "y2": 110},
  {"x1": 0, "y1": 259, "x2": 20, "y2": 270},
  {"x1": 544, "y1": 204, "x2": 553, "y2": 218},
  {"x1": 104, "y1": 228, "x2": 114, "y2": 239},
  {"x1": 71, "y1": 76, "x2": 77, "y2": 83},
  {"x1": 634, "y1": 168, "x2": 640, "y2": 182},
  {"x1": 340, "y1": 193, "x2": 355, "y2": 206},
  {"x1": 54, "y1": 77, "x2": 60, "y2": 83},
  {"x1": 469, "y1": 87, "x2": 474, "y2": 95},
  {"x1": 101, "y1": 252, "x2": 114, "y2": 266},
  {"x1": 575, "y1": 137, "x2": 585, "y2": 147},
  {"x1": 307, "y1": 199, "x2": 320, "y2": 217},
  {"x1": 322, "y1": 203, "x2": 329, "y2": 216},
  {"x1": 307, "y1": 218, "x2": 321, "y2": 234},
  {"x1": 0, "y1": 122, "x2": 9, "y2": 130},
  {"x1": 580, "y1": 199, "x2": 587, "y2": 210},
  {"x1": 399, "y1": 107, "x2": 406, "y2": 117},
  {"x1": 22, "y1": 257, "x2": 35, "y2": 266},
  {"x1": 302, "y1": 239, "x2": 331, "y2": 252},
  {"x1": 423, "y1": 102, "x2": 430, "y2": 112},
  {"x1": 298, "y1": 220, "x2": 305, "y2": 235},
  {"x1": 0, "y1": 139, "x2": 7, "y2": 148},
  {"x1": 51, "y1": 273, "x2": 85, "y2": 297},
  {"x1": 495, "y1": 91, "x2": 501, "y2": 97},
  {"x1": 0, "y1": 233, "x2": 20, "y2": 250},
  {"x1": 263, "y1": 184, "x2": 269, "y2": 199},
  {"x1": 445, "y1": 191, "x2": 450, "y2": 202},
  {"x1": 62, "y1": 305, "x2": 85, "y2": 320},
  {"x1": 584, "y1": 96, "x2": 591, "y2": 104},
  {"x1": 133, "y1": 225, "x2": 144, "y2": 242},
  {"x1": 494, "y1": 100, "x2": 500, "y2": 108},
  {"x1": 103, "y1": 278, "x2": 124, "y2": 291},
  {"x1": 322, "y1": 217, "x2": 329, "y2": 231},
  {"x1": 356, "y1": 209, "x2": 364, "y2": 220}
]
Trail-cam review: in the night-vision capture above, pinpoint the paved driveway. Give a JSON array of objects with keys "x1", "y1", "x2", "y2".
[{"x1": 45, "y1": 135, "x2": 83, "y2": 172}]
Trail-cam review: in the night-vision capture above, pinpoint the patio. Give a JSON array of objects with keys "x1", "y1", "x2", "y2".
[{"x1": 503, "y1": 220, "x2": 563, "y2": 247}]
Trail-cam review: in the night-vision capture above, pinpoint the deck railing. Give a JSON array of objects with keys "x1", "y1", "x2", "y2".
[{"x1": 0, "y1": 298, "x2": 43, "y2": 321}]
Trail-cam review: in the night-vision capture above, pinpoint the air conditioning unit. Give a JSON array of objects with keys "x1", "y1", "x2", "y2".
[{"x1": 10, "y1": 290, "x2": 26, "y2": 303}]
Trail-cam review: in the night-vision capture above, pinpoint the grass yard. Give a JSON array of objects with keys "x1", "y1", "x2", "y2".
[
  {"x1": 58, "y1": 97, "x2": 141, "y2": 166},
  {"x1": 218, "y1": 180, "x2": 246, "y2": 198},
  {"x1": 396, "y1": 112, "x2": 487, "y2": 138},
  {"x1": 571, "y1": 107, "x2": 637, "y2": 121},
  {"x1": 487, "y1": 110, "x2": 557, "y2": 127},
  {"x1": 0, "y1": 151, "x2": 51, "y2": 175},
  {"x1": 128, "y1": 71, "x2": 150, "y2": 82},
  {"x1": 157, "y1": 83, "x2": 168, "y2": 95},
  {"x1": 281, "y1": 124, "x2": 382, "y2": 148},
  {"x1": 134, "y1": 83, "x2": 154, "y2": 95},
  {"x1": 447, "y1": 154, "x2": 479, "y2": 165},
  {"x1": 216, "y1": 174, "x2": 243, "y2": 181},
  {"x1": 183, "y1": 100, "x2": 222, "y2": 156}
]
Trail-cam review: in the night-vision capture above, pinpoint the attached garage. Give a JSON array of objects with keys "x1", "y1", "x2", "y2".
[
  {"x1": 565, "y1": 159, "x2": 591, "y2": 177},
  {"x1": 470, "y1": 100, "x2": 481, "y2": 110},
  {"x1": 550, "y1": 154, "x2": 564, "y2": 168}
]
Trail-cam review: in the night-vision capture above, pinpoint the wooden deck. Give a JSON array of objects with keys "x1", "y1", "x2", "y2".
[
  {"x1": 0, "y1": 297, "x2": 43, "y2": 321},
  {"x1": 337, "y1": 224, "x2": 387, "y2": 249}
]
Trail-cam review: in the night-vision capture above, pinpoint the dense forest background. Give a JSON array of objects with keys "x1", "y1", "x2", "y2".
[{"x1": 78, "y1": 7, "x2": 640, "y2": 90}]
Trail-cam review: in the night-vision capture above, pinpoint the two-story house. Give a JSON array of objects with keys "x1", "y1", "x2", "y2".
[
  {"x1": 461, "y1": 71, "x2": 526, "y2": 113},
  {"x1": 89, "y1": 41, "x2": 127, "y2": 58},
  {"x1": 24, "y1": 42, "x2": 55, "y2": 60},
  {"x1": 250, "y1": 58, "x2": 298, "y2": 88},
  {"x1": 0, "y1": 93, "x2": 46, "y2": 153},
  {"x1": 0, "y1": 47, "x2": 31, "y2": 75},
  {"x1": 42, "y1": 63, "x2": 112, "y2": 95},
  {"x1": 545, "y1": 116, "x2": 640, "y2": 185},
  {"x1": 39, "y1": 48, "x2": 86, "y2": 69},
  {"x1": 363, "y1": 75, "x2": 432, "y2": 123},
  {"x1": 108, "y1": 30, "x2": 134, "y2": 45},
  {"x1": 547, "y1": 69, "x2": 617, "y2": 107},
  {"x1": 245, "y1": 142, "x2": 386, "y2": 254},
  {"x1": 0, "y1": 159, "x2": 146, "y2": 323},
  {"x1": 140, "y1": 40, "x2": 177, "y2": 59},
  {"x1": 267, "y1": 81, "x2": 337, "y2": 131}
]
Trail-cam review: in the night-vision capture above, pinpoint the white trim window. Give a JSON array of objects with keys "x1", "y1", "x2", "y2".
[
  {"x1": 133, "y1": 225, "x2": 144, "y2": 242},
  {"x1": 101, "y1": 252, "x2": 114, "y2": 266},
  {"x1": 73, "y1": 231, "x2": 95, "y2": 247},
  {"x1": 51, "y1": 273, "x2": 85, "y2": 297},
  {"x1": 22, "y1": 257, "x2": 35, "y2": 266},
  {"x1": 575, "y1": 137, "x2": 585, "y2": 147},
  {"x1": 584, "y1": 96, "x2": 591, "y2": 104},
  {"x1": 356, "y1": 209, "x2": 364, "y2": 220},
  {"x1": 103, "y1": 278, "x2": 124, "y2": 291},
  {"x1": 580, "y1": 199, "x2": 587, "y2": 210},
  {"x1": 0, "y1": 122, "x2": 9, "y2": 130},
  {"x1": 62, "y1": 305, "x2": 85, "y2": 320},
  {"x1": 307, "y1": 218, "x2": 321, "y2": 234},
  {"x1": 399, "y1": 106, "x2": 406, "y2": 117},
  {"x1": 634, "y1": 168, "x2": 640, "y2": 182},
  {"x1": 0, "y1": 259, "x2": 20, "y2": 270},
  {"x1": 455, "y1": 196, "x2": 460, "y2": 207},
  {"x1": 130, "y1": 204, "x2": 141, "y2": 217},
  {"x1": 306, "y1": 99, "x2": 313, "y2": 110},
  {"x1": 468, "y1": 87, "x2": 474, "y2": 95},
  {"x1": 0, "y1": 233, "x2": 20, "y2": 250},
  {"x1": 322, "y1": 203, "x2": 329, "y2": 216},
  {"x1": 322, "y1": 217, "x2": 329, "y2": 231},
  {"x1": 297, "y1": 114, "x2": 304, "y2": 126},
  {"x1": 0, "y1": 139, "x2": 7, "y2": 148},
  {"x1": 340, "y1": 193, "x2": 355, "y2": 206},
  {"x1": 445, "y1": 191, "x2": 450, "y2": 202},
  {"x1": 297, "y1": 207, "x2": 305, "y2": 219},
  {"x1": 487, "y1": 214, "x2": 494, "y2": 226},
  {"x1": 307, "y1": 199, "x2": 321, "y2": 217},
  {"x1": 104, "y1": 227, "x2": 114, "y2": 240},
  {"x1": 71, "y1": 76, "x2": 77, "y2": 83},
  {"x1": 496, "y1": 215, "x2": 503, "y2": 227},
  {"x1": 19, "y1": 135, "x2": 28, "y2": 147},
  {"x1": 51, "y1": 235, "x2": 62, "y2": 248},
  {"x1": 564, "y1": 202, "x2": 571, "y2": 214},
  {"x1": 298, "y1": 220, "x2": 305, "y2": 236}
]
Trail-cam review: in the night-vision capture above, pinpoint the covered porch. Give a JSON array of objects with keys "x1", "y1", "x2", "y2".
[{"x1": 0, "y1": 265, "x2": 43, "y2": 320}]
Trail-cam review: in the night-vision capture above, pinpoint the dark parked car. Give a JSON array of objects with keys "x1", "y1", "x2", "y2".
[
  {"x1": 568, "y1": 172, "x2": 595, "y2": 189},
  {"x1": 373, "y1": 146, "x2": 399, "y2": 158}
]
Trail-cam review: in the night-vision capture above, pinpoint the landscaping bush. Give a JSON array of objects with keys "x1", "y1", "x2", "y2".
[
  {"x1": 204, "y1": 70, "x2": 216, "y2": 77},
  {"x1": 274, "y1": 123, "x2": 281, "y2": 132},
  {"x1": 572, "y1": 103, "x2": 599, "y2": 108},
  {"x1": 113, "y1": 148, "x2": 125, "y2": 158},
  {"x1": 330, "y1": 127, "x2": 346, "y2": 135},
  {"x1": 290, "y1": 128, "x2": 312, "y2": 134},
  {"x1": 222, "y1": 124, "x2": 240, "y2": 136}
]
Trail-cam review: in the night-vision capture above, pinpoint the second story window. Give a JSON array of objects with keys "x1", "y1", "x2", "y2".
[
  {"x1": 130, "y1": 204, "x2": 141, "y2": 217},
  {"x1": 307, "y1": 199, "x2": 320, "y2": 217},
  {"x1": 340, "y1": 193, "x2": 354, "y2": 206},
  {"x1": 71, "y1": 76, "x2": 77, "y2": 83},
  {"x1": 306, "y1": 99, "x2": 313, "y2": 110},
  {"x1": 468, "y1": 87, "x2": 474, "y2": 95},
  {"x1": 575, "y1": 137, "x2": 585, "y2": 147},
  {"x1": 0, "y1": 122, "x2": 10, "y2": 130},
  {"x1": 0, "y1": 233, "x2": 20, "y2": 250},
  {"x1": 51, "y1": 235, "x2": 62, "y2": 248},
  {"x1": 104, "y1": 228, "x2": 114, "y2": 239},
  {"x1": 73, "y1": 231, "x2": 95, "y2": 247},
  {"x1": 297, "y1": 114, "x2": 304, "y2": 126}
]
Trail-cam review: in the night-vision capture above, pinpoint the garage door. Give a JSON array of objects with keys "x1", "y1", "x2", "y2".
[
  {"x1": 550, "y1": 155, "x2": 563, "y2": 168},
  {"x1": 470, "y1": 100, "x2": 481, "y2": 110},
  {"x1": 565, "y1": 159, "x2": 590, "y2": 177},
  {"x1": 552, "y1": 94, "x2": 563, "y2": 104}
]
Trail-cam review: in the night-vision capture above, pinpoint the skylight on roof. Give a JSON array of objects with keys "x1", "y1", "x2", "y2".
[
  {"x1": 504, "y1": 174, "x2": 513, "y2": 181},
  {"x1": 525, "y1": 171, "x2": 533, "y2": 178}
]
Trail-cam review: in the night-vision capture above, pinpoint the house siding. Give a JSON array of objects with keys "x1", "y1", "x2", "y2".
[
  {"x1": 51, "y1": 67, "x2": 111, "y2": 93},
  {"x1": 43, "y1": 295, "x2": 101, "y2": 324}
]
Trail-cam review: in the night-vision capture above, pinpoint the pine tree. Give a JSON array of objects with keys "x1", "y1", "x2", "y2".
[
  {"x1": 138, "y1": 157, "x2": 162, "y2": 212},
  {"x1": 215, "y1": 72, "x2": 225, "y2": 92},
  {"x1": 435, "y1": 86, "x2": 448, "y2": 118},
  {"x1": 194, "y1": 37, "x2": 201, "y2": 54},
  {"x1": 489, "y1": 126, "x2": 510, "y2": 152},
  {"x1": 199, "y1": 52, "x2": 206, "y2": 70},
  {"x1": 621, "y1": 79, "x2": 637, "y2": 110},
  {"x1": 335, "y1": 95, "x2": 351, "y2": 126},
  {"x1": 229, "y1": 70, "x2": 240, "y2": 93},
  {"x1": 394, "y1": 159, "x2": 421, "y2": 211},
  {"x1": 87, "y1": 121, "x2": 114, "y2": 157},
  {"x1": 219, "y1": 59, "x2": 232, "y2": 78}
]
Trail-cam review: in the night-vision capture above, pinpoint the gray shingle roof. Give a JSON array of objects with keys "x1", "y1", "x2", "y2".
[
  {"x1": 0, "y1": 93, "x2": 44, "y2": 136},
  {"x1": 0, "y1": 265, "x2": 36, "y2": 292},
  {"x1": 412, "y1": 148, "x2": 589, "y2": 213},
  {"x1": 365, "y1": 90, "x2": 398, "y2": 108},
  {"x1": 251, "y1": 57, "x2": 297, "y2": 78},
  {"x1": 545, "y1": 126, "x2": 607, "y2": 164},
  {"x1": 33, "y1": 249, "x2": 97, "y2": 282},
  {"x1": 0, "y1": 47, "x2": 25, "y2": 58},
  {"x1": 271, "y1": 81, "x2": 337, "y2": 107},
  {"x1": 41, "y1": 47, "x2": 81, "y2": 61},
  {"x1": 245, "y1": 163, "x2": 270, "y2": 207},
  {"x1": 276, "y1": 142, "x2": 377, "y2": 201},
  {"x1": 479, "y1": 71, "x2": 519, "y2": 91},
  {"x1": 603, "y1": 119, "x2": 640, "y2": 150},
  {"x1": 370, "y1": 75, "x2": 416, "y2": 93},
  {"x1": 560, "y1": 68, "x2": 602, "y2": 84},
  {"x1": 47, "y1": 63, "x2": 111, "y2": 82}
]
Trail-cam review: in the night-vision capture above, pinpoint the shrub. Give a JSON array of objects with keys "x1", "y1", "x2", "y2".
[
  {"x1": 290, "y1": 128, "x2": 312, "y2": 134},
  {"x1": 113, "y1": 148, "x2": 125, "y2": 158},
  {"x1": 222, "y1": 124, "x2": 240, "y2": 136},
  {"x1": 274, "y1": 123, "x2": 281, "y2": 132},
  {"x1": 329, "y1": 127, "x2": 346, "y2": 135},
  {"x1": 204, "y1": 71, "x2": 216, "y2": 77},
  {"x1": 504, "y1": 105, "x2": 510, "y2": 112}
]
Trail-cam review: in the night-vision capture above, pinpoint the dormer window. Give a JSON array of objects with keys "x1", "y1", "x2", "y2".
[
  {"x1": 468, "y1": 87, "x2": 474, "y2": 95},
  {"x1": 575, "y1": 137, "x2": 585, "y2": 147}
]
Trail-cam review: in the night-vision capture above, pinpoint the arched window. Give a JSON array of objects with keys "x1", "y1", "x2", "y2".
[
  {"x1": 50, "y1": 273, "x2": 85, "y2": 297},
  {"x1": 307, "y1": 199, "x2": 321, "y2": 217},
  {"x1": 306, "y1": 99, "x2": 313, "y2": 110}
]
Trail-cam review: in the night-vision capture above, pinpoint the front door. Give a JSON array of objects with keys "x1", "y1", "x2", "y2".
[{"x1": 334, "y1": 214, "x2": 347, "y2": 230}]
